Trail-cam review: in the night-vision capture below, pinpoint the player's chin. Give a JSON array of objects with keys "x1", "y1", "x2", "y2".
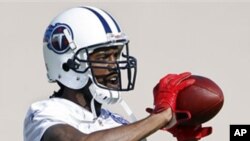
[
  {"x1": 105, "y1": 83, "x2": 120, "y2": 90},
  {"x1": 96, "y1": 79, "x2": 120, "y2": 90}
]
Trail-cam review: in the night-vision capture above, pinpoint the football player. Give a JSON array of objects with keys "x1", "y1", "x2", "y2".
[{"x1": 23, "y1": 6, "x2": 210, "y2": 141}]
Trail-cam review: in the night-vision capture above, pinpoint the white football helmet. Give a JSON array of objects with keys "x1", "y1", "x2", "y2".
[{"x1": 43, "y1": 6, "x2": 137, "y2": 105}]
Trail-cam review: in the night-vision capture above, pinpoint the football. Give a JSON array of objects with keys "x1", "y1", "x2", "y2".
[{"x1": 177, "y1": 75, "x2": 224, "y2": 125}]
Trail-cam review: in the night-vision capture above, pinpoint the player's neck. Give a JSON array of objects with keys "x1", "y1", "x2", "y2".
[{"x1": 61, "y1": 88, "x2": 89, "y2": 110}]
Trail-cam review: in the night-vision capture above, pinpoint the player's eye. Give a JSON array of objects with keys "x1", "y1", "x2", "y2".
[{"x1": 95, "y1": 54, "x2": 109, "y2": 61}]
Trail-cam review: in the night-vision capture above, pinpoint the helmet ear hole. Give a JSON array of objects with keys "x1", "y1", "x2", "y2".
[
  {"x1": 62, "y1": 59, "x2": 80, "y2": 72},
  {"x1": 62, "y1": 63, "x2": 70, "y2": 72}
]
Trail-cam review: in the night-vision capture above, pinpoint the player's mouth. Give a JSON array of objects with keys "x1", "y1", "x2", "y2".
[{"x1": 95, "y1": 72, "x2": 120, "y2": 89}]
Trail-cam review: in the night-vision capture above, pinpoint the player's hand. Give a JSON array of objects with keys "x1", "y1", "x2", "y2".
[
  {"x1": 146, "y1": 72, "x2": 195, "y2": 129},
  {"x1": 149, "y1": 72, "x2": 195, "y2": 113},
  {"x1": 166, "y1": 124, "x2": 212, "y2": 141}
]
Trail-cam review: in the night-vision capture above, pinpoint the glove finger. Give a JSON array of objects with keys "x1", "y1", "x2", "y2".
[
  {"x1": 146, "y1": 107, "x2": 166, "y2": 114},
  {"x1": 153, "y1": 106, "x2": 167, "y2": 113},
  {"x1": 153, "y1": 83, "x2": 159, "y2": 94},
  {"x1": 199, "y1": 127, "x2": 213, "y2": 138},
  {"x1": 159, "y1": 74, "x2": 177, "y2": 88},
  {"x1": 176, "y1": 78, "x2": 196, "y2": 92},
  {"x1": 169, "y1": 72, "x2": 192, "y2": 87}
]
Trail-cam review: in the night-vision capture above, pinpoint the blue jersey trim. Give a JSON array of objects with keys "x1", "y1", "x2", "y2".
[{"x1": 100, "y1": 109, "x2": 129, "y2": 125}]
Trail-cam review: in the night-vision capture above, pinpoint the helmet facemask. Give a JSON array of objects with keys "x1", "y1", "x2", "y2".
[{"x1": 70, "y1": 41, "x2": 137, "y2": 93}]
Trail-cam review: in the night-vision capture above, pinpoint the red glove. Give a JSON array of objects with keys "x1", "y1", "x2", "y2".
[
  {"x1": 167, "y1": 124, "x2": 212, "y2": 141},
  {"x1": 147, "y1": 72, "x2": 195, "y2": 113}
]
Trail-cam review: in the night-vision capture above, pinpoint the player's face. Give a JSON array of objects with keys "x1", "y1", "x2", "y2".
[{"x1": 89, "y1": 46, "x2": 122, "y2": 89}]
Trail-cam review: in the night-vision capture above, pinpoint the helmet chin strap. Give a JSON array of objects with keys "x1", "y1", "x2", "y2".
[
  {"x1": 89, "y1": 82, "x2": 121, "y2": 119},
  {"x1": 88, "y1": 82, "x2": 136, "y2": 121},
  {"x1": 88, "y1": 83, "x2": 147, "y2": 141},
  {"x1": 88, "y1": 82, "x2": 137, "y2": 122},
  {"x1": 118, "y1": 99, "x2": 137, "y2": 122},
  {"x1": 118, "y1": 99, "x2": 147, "y2": 141},
  {"x1": 90, "y1": 98, "x2": 98, "y2": 119}
]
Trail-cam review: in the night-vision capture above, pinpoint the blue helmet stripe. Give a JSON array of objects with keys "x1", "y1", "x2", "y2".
[
  {"x1": 83, "y1": 7, "x2": 112, "y2": 33},
  {"x1": 103, "y1": 10, "x2": 121, "y2": 32}
]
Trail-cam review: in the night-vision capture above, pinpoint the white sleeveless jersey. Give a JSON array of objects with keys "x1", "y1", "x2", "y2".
[{"x1": 23, "y1": 98, "x2": 129, "y2": 141}]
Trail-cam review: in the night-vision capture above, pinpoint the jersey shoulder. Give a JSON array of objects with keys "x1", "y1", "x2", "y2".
[{"x1": 23, "y1": 98, "x2": 93, "y2": 141}]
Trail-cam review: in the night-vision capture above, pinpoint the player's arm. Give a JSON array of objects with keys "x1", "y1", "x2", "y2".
[
  {"x1": 42, "y1": 108, "x2": 172, "y2": 141},
  {"x1": 42, "y1": 72, "x2": 193, "y2": 141}
]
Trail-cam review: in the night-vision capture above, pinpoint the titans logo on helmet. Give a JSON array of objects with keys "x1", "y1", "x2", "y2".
[{"x1": 44, "y1": 23, "x2": 73, "y2": 54}]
